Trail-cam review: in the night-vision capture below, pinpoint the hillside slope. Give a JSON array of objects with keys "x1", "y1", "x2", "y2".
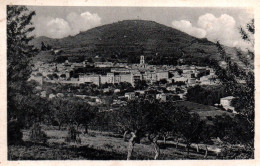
[{"x1": 32, "y1": 19, "x2": 252, "y2": 68}]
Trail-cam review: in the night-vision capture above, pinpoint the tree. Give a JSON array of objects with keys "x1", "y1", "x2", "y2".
[
  {"x1": 7, "y1": 5, "x2": 38, "y2": 144},
  {"x1": 115, "y1": 98, "x2": 175, "y2": 160},
  {"x1": 7, "y1": 5, "x2": 38, "y2": 119},
  {"x1": 172, "y1": 110, "x2": 202, "y2": 156},
  {"x1": 51, "y1": 99, "x2": 69, "y2": 130},
  {"x1": 66, "y1": 99, "x2": 97, "y2": 133},
  {"x1": 134, "y1": 80, "x2": 148, "y2": 90},
  {"x1": 239, "y1": 19, "x2": 254, "y2": 60}
]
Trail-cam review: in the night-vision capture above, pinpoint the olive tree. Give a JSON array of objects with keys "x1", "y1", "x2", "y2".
[{"x1": 115, "y1": 98, "x2": 175, "y2": 160}]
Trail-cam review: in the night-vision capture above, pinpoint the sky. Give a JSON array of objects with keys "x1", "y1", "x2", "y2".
[{"x1": 28, "y1": 6, "x2": 254, "y2": 51}]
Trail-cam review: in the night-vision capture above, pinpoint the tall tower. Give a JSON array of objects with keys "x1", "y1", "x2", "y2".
[{"x1": 140, "y1": 55, "x2": 145, "y2": 65}]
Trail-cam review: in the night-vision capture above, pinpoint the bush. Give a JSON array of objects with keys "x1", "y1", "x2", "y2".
[
  {"x1": 29, "y1": 123, "x2": 48, "y2": 144},
  {"x1": 8, "y1": 119, "x2": 23, "y2": 145}
]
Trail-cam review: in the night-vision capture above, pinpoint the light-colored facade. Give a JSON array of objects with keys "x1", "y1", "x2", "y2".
[
  {"x1": 220, "y1": 96, "x2": 236, "y2": 112},
  {"x1": 156, "y1": 93, "x2": 167, "y2": 102},
  {"x1": 125, "y1": 92, "x2": 135, "y2": 100}
]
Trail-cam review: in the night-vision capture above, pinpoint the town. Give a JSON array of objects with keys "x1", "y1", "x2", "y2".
[{"x1": 29, "y1": 55, "x2": 237, "y2": 113}]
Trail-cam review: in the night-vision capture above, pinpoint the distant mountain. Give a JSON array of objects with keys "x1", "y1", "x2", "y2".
[{"x1": 32, "y1": 19, "x2": 251, "y2": 67}]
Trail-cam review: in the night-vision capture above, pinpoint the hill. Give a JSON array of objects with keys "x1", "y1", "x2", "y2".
[{"x1": 31, "y1": 19, "x2": 251, "y2": 68}]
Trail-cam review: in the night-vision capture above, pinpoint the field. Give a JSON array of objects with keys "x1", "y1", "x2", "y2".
[{"x1": 8, "y1": 126, "x2": 219, "y2": 160}]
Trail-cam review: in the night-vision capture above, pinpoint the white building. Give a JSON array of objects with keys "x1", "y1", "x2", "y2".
[
  {"x1": 220, "y1": 96, "x2": 236, "y2": 112},
  {"x1": 156, "y1": 93, "x2": 167, "y2": 102},
  {"x1": 125, "y1": 92, "x2": 135, "y2": 100},
  {"x1": 94, "y1": 62, "x2": 113, "y2": 68}
]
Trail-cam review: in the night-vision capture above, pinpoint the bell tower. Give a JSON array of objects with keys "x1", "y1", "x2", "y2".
[{"x1": 140, "y1": 55, "x2": 145, "y2": 65}]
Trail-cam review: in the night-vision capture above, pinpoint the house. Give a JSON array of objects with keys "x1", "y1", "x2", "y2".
[
  {"x1": 79, "y1": 74, "x2": 100, "y2": 85},
  {"x1": 125, "y1": 92, "x2": 135, "y2": 100},
  {"x1": 74, "y1": 95, "x2": 87, "y2": 99},
  {"x1": 49, "y1": 94, "x2": 56, "y2": 99},
  {"x1": 220, "y1": 96, "x2": 236, "y2": 112},
  {"x1": 173, "y1": 76, "x2": 187, "y2": 82},
  {"x1": 135, "y1": 90, "x2": 145, "y2": 95},
  {"x1": 156, "y1": 70, "x2": 169, "y2": 81},
  {"x1": 167, "y1": 85, "x2": 177, "y2": 91},
  {"x1": 156, "y1": 93, "x2": 167, "y2": 102},
  {"x1": 94, "y1": 62, "x2": 113, "y2": 68},
  {"x1": 177, "y1": 93, "x2": 185, "y2": 100},
  {"x1": 56, "y1": 93, "x2": 64, "y2": 98},
  {"x1": 28, "y1": 75, "x2": 43, "y2": 85},
  {"x1": 89, "y1": 96, "x2": 102, "y2": 103},
  {"x1": 40, "y1": 91, "x2": 46, "y2": 98},
  {"x1": 187, "y1": 78, "x2": 196, "y2": 85},
  {"x1": 103, "y1": 88, "x2": 110, "y2": 93}
]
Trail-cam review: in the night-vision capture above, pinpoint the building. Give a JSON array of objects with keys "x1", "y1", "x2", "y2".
[
  {"x1": 120, "y1": 73, "x2": 132, "y2": 83},
  {"x1": 187, "y1": 78, "x2": 196, "y2": 85},
  {"x1": 156, "y1": 70, "x2": 169, "y2": 81},
  {"x1": 125, "y1": 92, "x2": 135, "y2": 100},
  {"x1": 220, "y1": 96, "x2": 236, "y2": 112},
  {"x1": 131, "y1": 71, "x2": 143, "y2": 85},
  {"x1": 200, "y1": 75, "x2": 217, "y2": 85},
  {"x1": 94, "y1": 62, "x2": 113, "y2": 68},
  {"x1": 139, "y1": 55, "x2": 147, "y2": 68},
  {"x1": 79, "y1": 74, "x2": 100, "y2": 85},
  {"x1": 173, "y1": 76, "x2": 187, "y2": 82},
  {"x1": 143, "y1": 71, "x2": 157, "y2": 84},
  {"x1": 28, "y1": 75, "x2": 43, "y2": 85},
  {"x1": 156, "y1": 93, "x2": 167, "y2": 102}
]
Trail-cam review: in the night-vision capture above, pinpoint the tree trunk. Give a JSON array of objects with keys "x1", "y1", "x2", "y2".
[
  {"x1": 152, "y1": 141, "x2": 160, "y2": 160},
  {"x1": 123, "y1": 130, "x2": 128, "y2": 142},
  {"x1": 84, "y1": 125, "x2": 88, "y2": 134},
  {"x1": 58, "y1": 122, "x2": 61, "y2": 130},
  {"x1": 149, "y1": 134, "x2": 160, "y2": 160},
  {"x1": 127, "y1": 132, "x2": 136, "y2": 160},
  {"x1": 196, "y1": 143, "x2": 199, "y2": 152},
  {"x1": 163, "y1": 136, "x2": 166, "y2": 144},
  {"x1": 204, "y1": 144, "x2": 208, "y2": 159},
  {"x1": 186, "y1": 143, "x2": 190, "y2": 156}
]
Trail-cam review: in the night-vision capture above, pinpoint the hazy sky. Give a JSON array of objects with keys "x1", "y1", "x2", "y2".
[{"x1": 28, "y1": 6, "x2": 253, "y2": 50}]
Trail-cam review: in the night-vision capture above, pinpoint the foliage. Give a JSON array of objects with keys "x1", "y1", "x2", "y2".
[
  {"x1": 8, "y1": 119, "x2": 23, "y2": 145},
  {"x1": 50, "y1": 98, "x2": 97, "y2": 132},
  {"x1": 7, "y1": 5, "x2": 38, "y2": 120},
  {"x1": 7, "y1": 6, "x2": 42, "y2": 145},
  {"x1": 186, "y1": 85, "x2": 228, "y2": 105}
]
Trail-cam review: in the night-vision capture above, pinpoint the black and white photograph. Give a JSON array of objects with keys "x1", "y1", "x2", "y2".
[{"x1": 5, "y1": 2, "x2": 255, "y2": 161}]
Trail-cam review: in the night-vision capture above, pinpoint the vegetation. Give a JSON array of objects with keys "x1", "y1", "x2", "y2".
[
  {"x1": 7, "y1": 5, "x2": 38, "y2": 144},
  {"x1": 31, "y1": 20, "x2": 225, "y2": 63},
  {"x1": 186, "y1": 85, "x2": 228, "y2": 106}
]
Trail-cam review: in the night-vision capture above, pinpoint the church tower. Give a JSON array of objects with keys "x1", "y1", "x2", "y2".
[{"x1": 140, "y1": 55, "x2": 145, "y2": 65}]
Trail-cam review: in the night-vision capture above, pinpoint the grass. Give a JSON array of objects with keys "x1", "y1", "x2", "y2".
[{"x1": 8, "y1": 126, "x2": 219, "y2": 160}]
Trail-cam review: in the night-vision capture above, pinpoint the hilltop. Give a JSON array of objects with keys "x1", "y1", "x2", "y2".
[{"x1": 32, "y1": 19, "x2": 252, "y2": 68}]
